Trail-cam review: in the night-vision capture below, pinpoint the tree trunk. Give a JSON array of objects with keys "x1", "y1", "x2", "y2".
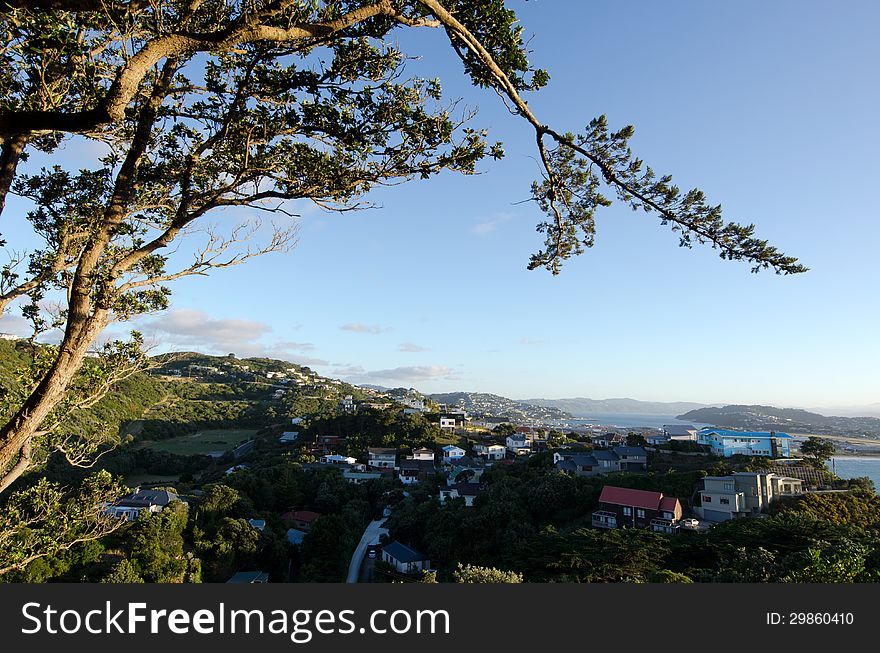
[
  {"x1": 0, "y1": 309, "x2": 108, "y2": 492},
  {"x1": 0, "y1": 133, "x2": 27, "y2": 218}
]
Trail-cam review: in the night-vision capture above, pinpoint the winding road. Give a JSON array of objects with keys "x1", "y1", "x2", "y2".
[{"x1": 346, "y1": 518, "x2": 388, "y2": 583}]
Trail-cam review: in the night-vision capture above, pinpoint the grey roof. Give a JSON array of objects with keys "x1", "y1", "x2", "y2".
[
  {"x1": 114, "y1": 488, "x2": 179, "y2": 509},
  {"x1": 450, "y1": 482, "x2": 482, "y2": 496},
  {"x1": 558, "y1": 453, "x2": 598, "y2": 468},
  {"x1": 663, "y1": 425, "x2": 696, "y2": 435},
  {"x1": 592, "y1": 450, "x2": 619, "y2": 461},
  {"x1": 612, "y1": 446, "x2": 647, "y2": 457},
  {"x1": 381, "y1": 541, "x2": 429, "y2": 564},
  {"x1": 226, "y1": 571, "x2": 269, "y2": 584},
  {"x1": 368, "y1": 447, "x2": 397, "y2": 455},
  {"x1": 556, "y1": 459, "x2": 579, "y2": 472}
]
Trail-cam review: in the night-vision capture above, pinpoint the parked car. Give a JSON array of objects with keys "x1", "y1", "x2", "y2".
[
  {"x1": 367, "y1": 546, "x2": 378, "y2": 559},
  {"x1": 681, "y1": 518, "x2": 700, "y2": 529}
]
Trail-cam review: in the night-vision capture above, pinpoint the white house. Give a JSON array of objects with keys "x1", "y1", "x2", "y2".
[
  {"x1": 381, "y1": 541, "x2": 430, "y2": 574},
  {"x1": 320, "y1": 454, "x2": 357, "y2": 465},
  {"x1": 506, "y1": 435, "x2": 531, "y2": 456},
  {"x1": 439, "y1": 482, "x2": 482, "y2": 507},
  {"x1": 439, "y1": 417, "x2": 456, "y2": 430},
  {"x1": 411, "y1": 447, "x2": 435, "y2": 461},
  {"x1": 474, "y1": 443, "x2": 506, "y2": 460},
  {"x1": 367, "y1": 448, "x2": 397, "y2": 469},
  {"x1": 441, "y1": 445, "x2": 466, "y2": 462}
]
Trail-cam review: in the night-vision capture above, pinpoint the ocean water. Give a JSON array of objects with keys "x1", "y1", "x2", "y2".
[
  {"x1": 831, "y1": 456, "x2": 880, "y2": 491},
  {"x1": 548, "y1": 414, "x2": 712, "y2": 430}
]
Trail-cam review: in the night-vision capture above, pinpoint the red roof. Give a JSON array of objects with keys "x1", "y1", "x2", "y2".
[
  {"x1": 659, "y1": 496, "x2": 681, "y2": 513},
  {"x1": 599, "y1": 486, "x2": 669, "y2": 511},
  {"x1": 285, "y1": 510, "x2": 321, "y2": 523}
]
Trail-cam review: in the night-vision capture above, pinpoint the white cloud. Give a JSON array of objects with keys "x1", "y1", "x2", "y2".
[
  {"x1": 343, "y1": 365, "x2": 459, "y2": 383},
  {"x1": 516, "y1": 337, "x2": 543, "y2": 346},
  {"x1": 145, "y1": 309, "x2": 325, "y2": 364},
  {"x1": 398, "y1": 342, "x2": 429, "y2": 352},
  {"x1": 469, "y1": 212, "x2": 513, "y2": 236},
  {"x1": 340, "y1": 322, "x2": 390, "y2": 335}
]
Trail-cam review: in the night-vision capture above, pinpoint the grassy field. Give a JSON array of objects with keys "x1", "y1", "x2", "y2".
[
  {"x1": 136, "y1": 428, "x2": 258, "y2": 456},
  {"x1": 123, "y1": 473, "x2": 181, "y2": 488}
]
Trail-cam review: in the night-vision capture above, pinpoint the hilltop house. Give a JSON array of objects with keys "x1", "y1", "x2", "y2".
[
  {"x1": 698, "y1": 472, "x2": 805, "y2": 522},
  {"x1": 591, "y1": 486, "x2": 682, "y2": 534},
  {"x1": 411, "y1": 447, "x2": 435, "y2": 461},
  {"x1": 698, "y1": 429, "x2": 794, "y2": 458},
  {"x1": 104, "y1": 488, "x2": 184, "y2": 521},
  {"x1": 368, "y1": 448, "x2": 397, "y2": 469},
  {"x1": 338, "y1": 395, "x2": 356, "y2": 414},
  {"x1": 381, "y1": 541, "x2": 431, "y2": 574}
]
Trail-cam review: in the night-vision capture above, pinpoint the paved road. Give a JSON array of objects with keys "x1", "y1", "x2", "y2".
[{"x1": 346, "y1": 518, "x2": 388, "y2": 583}]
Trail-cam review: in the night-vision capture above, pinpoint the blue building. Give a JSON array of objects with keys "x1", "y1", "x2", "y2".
[{"x1": 698, "y1": 429, "x2": 793, "y2": 458}]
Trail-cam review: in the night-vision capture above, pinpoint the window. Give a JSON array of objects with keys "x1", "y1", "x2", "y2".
[
  {"x1": 724, "y1": 483, "x2": 734, "y2": 491},
  {"x1": 720, "y1": 498, "x2": 730, "y2": 505},
  {"x1": 636, "y1": 509, "x2": 645, "y2": 518},
  {"x1": 623, "y1": 507, "x2": 632, "y2": 516},
  {"x1": 703, "y1": 495, "x2": 712, "y2": 503}
]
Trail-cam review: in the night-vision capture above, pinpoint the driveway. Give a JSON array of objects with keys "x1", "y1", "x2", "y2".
[{"x1": 346, "y1": 518, "x2": 388, "y2": 583}]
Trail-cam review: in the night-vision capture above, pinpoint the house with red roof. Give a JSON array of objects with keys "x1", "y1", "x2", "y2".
[
  {"x1": 281, "y1": 510, "x2": 322, "y2": 532},
  {"x1": 591, "y1": 485, "x2": 683, "y2": 534}
]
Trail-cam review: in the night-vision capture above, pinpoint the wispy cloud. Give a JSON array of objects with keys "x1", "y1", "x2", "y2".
[
  {"x1": 398, "y1": 342, "x2": 429, "y2": 353},
  {"x1": 340, "y1": 323, "x2": 390, "y2": 335},
  {"x1": 0, "y1": 313, "x2": 30, "y2": 337},
  {"x1": 469, "y1": 212, "x2": 513, "y2": 236},
  {"x1": 516, "y1": 337, "x2": 543, "y2": 346},
  {"x1": 342, "y1": 365, "x2": 459, "y2": 383},
  {"x1": 145, "y1": 309, "x2": 326, "y2": 365}
]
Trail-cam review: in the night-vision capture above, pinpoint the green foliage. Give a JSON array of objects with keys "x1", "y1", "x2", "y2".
[
  {"x1": 800, "y1": 436, "x2": 835, "y2": 467},
  {"x1": 101, "y1": 559, "x2": 145, "y2": 583},
  {"x1": 0, "y1": 470, "x2": 126, "y2": 576},
  {"x1": 453, "y1": 563, "x2": 522, "y2": 583}
]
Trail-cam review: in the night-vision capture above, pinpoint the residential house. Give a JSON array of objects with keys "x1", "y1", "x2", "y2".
[
  {"x1": 398, "y1": 458, "x2": 436, "y2": 485},
  {"x1": 441, "y1": 445, "x2": 466, "y2": 463},
  {"x1": 591, "y1": 486, "x2": 683, "y2": 533},
  {"x1": 104, "y1": 488, "x2": 183, "y2": 521},
  {"x1": 698, "y1": 429, "x2": 794, "y2": 458},
  {"x1": 320, "y1": 454, "x2": 357, "y2": 465},
  {"x1": 368, "y1": 447, "x2": 397, "y2": 469},
  {"x1": 338, "y1": 395, "x2": 357, "y2": 413},
  {"x1": 591, "y1": 433, "x2": 626, "y2": 448},
  {"x1": 439, "y1": 482, "x2": 483, "y2": 507},
  {"x1": 343, "y1": 470, "x2": 384, "y2": 484},
  {"x1": 698, "y1": 472, "x2": 805, "y2": 522},
  {"x1": 662, "y1": 424, "x2": 698, "y2": 441},
  {"x1": 505, "y1": 434, "x2": 531, "y2": 456},
  {"x1": 411, "y1": 447, "x2": 435, "y2": 461},
  {"x1": 554, "y1": 446, "x2": 647, "y2": 476},
  {"x1": 314, "y1": 434, "x2": 345, "y2": 450},
  {"x1": 473, "y1": 443, "x2": 506, "y2": 460},
  {"x1": 281, "y1": 510, "x2": 321, "y2": 531},
  {"x1": 381, "y1": 541, "x2": 431, "y2": 574},
  {"x1": 226, "y1": 571, "x2": 269, "y2": 584}
]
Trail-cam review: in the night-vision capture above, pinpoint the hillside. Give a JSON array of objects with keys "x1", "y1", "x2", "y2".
[
  {"x1": 428, "y1": 391, "x2": 571, "y2": 422},
  {"x1": 522, "y1": 396, "x2": 710, "y2": 417},
  {"x1": 678, "y1": 404, "x2": 880, "y2": 438}
]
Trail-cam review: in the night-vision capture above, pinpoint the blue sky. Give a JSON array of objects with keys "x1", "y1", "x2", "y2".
[{"x1": 2, "y1": 1, "x2": 879, "y2": 410}]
